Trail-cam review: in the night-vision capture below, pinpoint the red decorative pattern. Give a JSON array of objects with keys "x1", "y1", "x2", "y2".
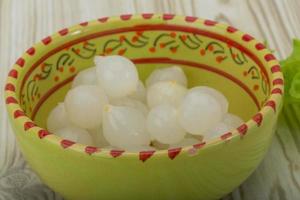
[
  {"x1": 16, "y1": 58, "x2": 25, "y2": 67},
  {"x1": 204, "y1": 20, "x2": 217, "y2": 26},
  {"x1": 185, "y1": 16, "x2": 197, "y2": 22},
  {"x1": 80, "y1": 22, "x2": 88, "y2": 26},
  {"x1": 272, "y1": 78, "x2": 284, "y2": 85},
  {"x1": 58, "y1": 28, "x2": 69, "y2": 36},
  {"x1": 142, "y1": 13, "x2": 153, "y2": 19},
  {"x1": 110, "y1": 150, "x2": 125, "y2": 158},
  {"x1": 193, "y1": 142, "x2": 206, "y2": 149},
  {"x1": 24, "y1": 121, "x2": 35, "y2": 131},
  {"x1": 255, "y1": 43, "x2": 265, "y2": 50},
  {"x1": 14, "y1": 110, "x2": 25, "y2": 118},
  {"x1": 271, "y1": 65, "x2": 281, "y2": 73},
  {"x1": 85, "y1": 146, "x2": 98, "y2": 155},
  {"x1": 8, "y1": 69, "x2": 18, "y2": 79},
  {"x1": 120, "y1": 14, "x2": 132, "y2": 21},
  {"x1": 98, "y1": 17, "x2": 108, "y2": 23},
  {"x1": 38, "y1": 129, "x2": 51, "y2": 139},
  {"x1": 237, "y1": 124, "x2": 248, "y2": 136},
  {"x1": 5, "y1": 83, "x2": 15, "y2": 92},
  {"x1": 242, "y1": 34, "x2": 254, "y2": 42},
  {"x1": 61, "y1": 140, "x2": 75, "y2": 149},
  {"x1": 271, "y1": 88, "x2": 283, "y2": 95},
  {"x1": 252, "y1": 113, "x2": 263, "y2": 126},
  {"x1": 220, "y1": 132, "x2": 232, "y2": 140},
  {"x1": 6, "y1": 97, "x2": 18, "y2": 104},
  {"x1": 139, "y1": 151, "x2": 155, "y2": 162},
  {"x1": 264, "y1": 54, "x2": 276, "y2": 62},
  {"x1": 227, "y1": 26, "x2": 237, "y2": 33},
  {"x1": 163, "y1": 14, "x2": 175, "y2": 20},
  {"x1": 265, "y1": 100, "x2": 276, "y2": 112},
  {"x1": 42, "y1": 36, "x2": 52, "y2": 45},
  {"x1": 26, "y1": 47, "x2": 35, "y2": 56},
  {"x1": 168, "y1": 148, "x2": 182, "y2": 160}
]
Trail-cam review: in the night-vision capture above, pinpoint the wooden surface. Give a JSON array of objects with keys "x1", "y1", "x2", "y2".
[{"x1": 0, "y1": 0, "x2": 299, "y2": 199}]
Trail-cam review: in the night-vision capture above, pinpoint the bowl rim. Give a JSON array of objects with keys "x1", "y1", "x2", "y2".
[{"x1": 4, "y1": 13, "x2": 284, "y2": 161}]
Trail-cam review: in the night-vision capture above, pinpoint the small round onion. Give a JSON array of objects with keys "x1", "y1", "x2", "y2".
[
  {"x1": 103, "y1": 105, "x2": 150, "y2": 149},
  {"x1": 95, "y1": 55, "x2": 139, "y2": 98},
  {"x1": 147, "y1": 81, "x2": 187, "y2": 108},
  {"x1": 189, "y1": 86, "x2": 228, "y2": 114},
  {"x1": 65, "y1": 85, "x2": 108, "y2": 129},
  {"x1": 129, "y1": 80, "x2": 146, "y2": 102},
  {"x1": 72, "y1": 67, "x2": 97, "y2": 88},
  {"x1": 146, "y1": 66, "x2": 187, "y2": 87},
  {"x1": 47, "y1": 103, "x2": 71, "y2": 132},
  {"x1": 147, "y1": 104, "x2": 186, "y2": 144},
  {"x1": 89, "y1": 126, "x2": 109, "y2": 147},
  {"x1": 110, "y1": 97, "x2": 148, "y2": 116},
  {"x1": 179, "y1": 90, "x2": 223, "y2": 135}
]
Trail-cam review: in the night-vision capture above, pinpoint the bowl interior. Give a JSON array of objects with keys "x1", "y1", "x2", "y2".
[{"x1": 16, "y1": 16, "x2": 272, "y2": 131}]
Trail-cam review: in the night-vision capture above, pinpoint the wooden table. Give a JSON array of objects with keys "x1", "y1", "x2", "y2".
[{"x1": 0, "y1": 0, "x2": 299, "y2": 199}]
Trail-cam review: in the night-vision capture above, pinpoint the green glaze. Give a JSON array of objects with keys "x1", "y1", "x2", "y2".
[{"x1": 5, "y1": 14, "x2": 283, "y2": 200}]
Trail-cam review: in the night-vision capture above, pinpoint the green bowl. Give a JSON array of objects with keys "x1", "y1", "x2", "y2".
[{"x1": 4, "y1": 14, "x2": 284, "y2": 200}]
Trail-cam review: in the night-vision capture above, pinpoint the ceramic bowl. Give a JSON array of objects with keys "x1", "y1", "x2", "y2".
[{"x1": 4, "y1": 14, "x2": 284, "y2": 200}]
